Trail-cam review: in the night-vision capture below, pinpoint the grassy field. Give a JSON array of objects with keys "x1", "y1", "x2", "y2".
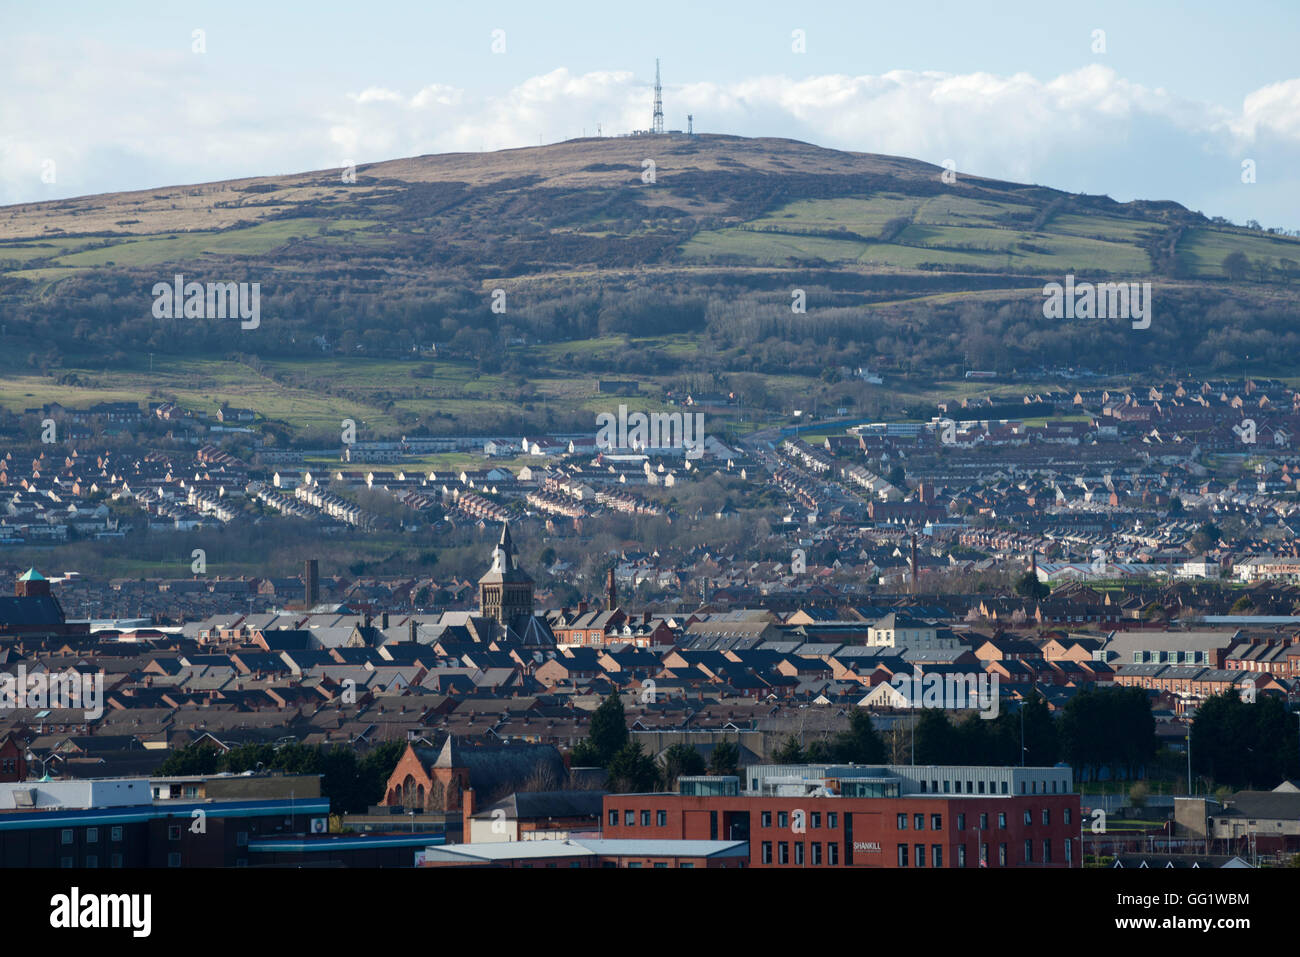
[
  {"x1": 681, "y1": 194, "x2": 1297, "y2": 280},
  {"x1": 50, "y1": 218, "x2": 382, "y2": 268},
  {"x1": 0, "y1": 347, "x2": 750, "y2": 440},
  {"x1": 1179, "y1": 227, "x2": 1300, "y2": 276}
]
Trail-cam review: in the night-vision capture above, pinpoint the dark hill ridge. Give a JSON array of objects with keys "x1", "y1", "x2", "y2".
[
  {"x1": 0, "y1": 134, "x2": 1298, "y2": 427},
  {"x1": 0, "y1": 134, "x2": 1204, "y2": 250}
]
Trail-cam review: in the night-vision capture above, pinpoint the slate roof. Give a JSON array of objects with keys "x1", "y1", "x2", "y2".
[{"x1": 471, "y1": 789, "x2": 606, "y2": 821}]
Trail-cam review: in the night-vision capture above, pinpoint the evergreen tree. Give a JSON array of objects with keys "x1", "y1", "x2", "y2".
[
  {"x1": 659, "y1": 743, "x2": 706, "y2": 788},
  {"x1": 606, "y1": 742, "x2": 660, "y2": 793},
  {"x1": 709, "y1": 739, "x2": 740, "y2": 776},
  {"x1": 584, "y1": 692, "x2": 629, "y2": 766},
  {"x1": 772, "y1": 735, "x2": 805, "y2": 764}
]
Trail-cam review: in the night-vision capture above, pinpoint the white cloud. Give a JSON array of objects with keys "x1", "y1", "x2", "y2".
[{"x1": 2, "y1": 41, "x2": 1298, "y2": 227}]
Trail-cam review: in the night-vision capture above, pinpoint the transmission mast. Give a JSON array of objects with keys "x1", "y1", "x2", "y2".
[{"x1": 652, "y1": 58, "x2": 664, "y2": 134}]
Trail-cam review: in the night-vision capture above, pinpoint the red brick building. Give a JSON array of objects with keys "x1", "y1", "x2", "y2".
[
  {"x1": 0, "y1": 734, "x2": 26, "y2": 783},
  {"x1": 602, "y1": 791, "x2": 1081, "y2": 868},
  {"x1": 381, "y1": 738, "x2": 565, "y2": 814}
]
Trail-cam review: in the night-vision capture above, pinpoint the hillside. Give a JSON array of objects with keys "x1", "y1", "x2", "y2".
[{"x1": 0, "y1": 134, "x2": 1298, "y2": 442}]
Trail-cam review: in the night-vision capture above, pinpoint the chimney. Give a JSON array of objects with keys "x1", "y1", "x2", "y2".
[
  {"x1": 606, "y1": 567, "x2": 617, "y2": 611},
  {"x1": 909, "y1": 532, "x2": 919, "y2": 596},
  {"x1": 462, "y1": 787, "x2": 476, "y2": 843},
  {"x1": 382, "y1": 612, "x2": 389, "y2": 630},
  {"x1": 304, "y1": 559, "x2": 320, "y2": 608},
  {"x1": 578, "y1": 600, "x2": 588, "y2": 615}
]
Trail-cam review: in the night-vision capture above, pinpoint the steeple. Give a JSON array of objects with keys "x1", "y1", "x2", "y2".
[{"x1": 478, "y1": 521, "x2": 534, "y2": 628}]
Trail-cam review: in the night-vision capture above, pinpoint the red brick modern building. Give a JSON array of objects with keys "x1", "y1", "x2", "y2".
[{"x1": 603, "y1": 790, "x2": 1080, "y2": 868}]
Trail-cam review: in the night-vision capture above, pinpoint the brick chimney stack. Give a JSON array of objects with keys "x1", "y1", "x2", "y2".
[{"x1": 462, "y1": 787, "x2": 476, "y2": 843}]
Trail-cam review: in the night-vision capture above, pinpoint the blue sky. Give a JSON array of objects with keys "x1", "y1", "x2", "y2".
[{"x1": 4, "y1": 0, "x2": 1299, "y2": 226}]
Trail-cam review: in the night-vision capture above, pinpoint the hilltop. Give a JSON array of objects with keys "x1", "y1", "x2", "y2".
[{"x1": 0, "y1": 134, "x2": 1298, "y2": 442}]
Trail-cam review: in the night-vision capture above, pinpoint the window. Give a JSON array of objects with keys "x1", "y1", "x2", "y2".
[
  {"x1": 913, "y1": 814, "x2": 924, "y2": 831},
  {"x1": 168, "y1": 852, "x2": 182, "y2": 867},
  {"x1": 1024, "y1": 810, "x2": 1032, "y2": 826},
  {"x1": 998, "y1": 843, "x2": 1007, "y2": 866},
  {"x1": 680, "y1": 862, "x2": 694, "y2": 869},
  {"x1": 931, "y1": 780, "x2": 938, "y2": 792},
  {"x1": 625, "y1": 810, "x2": 634, "y2": 826},
  {"x1": 778, "y1": 842, "x2": 789, "y2": 865},
  {"x1": 86, "y1": 828, "x2": 98, "y2": 843},
  {"x1": 1065, "y1": 839, "x2": 1072, "y2": 864},
  {"x1": 85, "y1": 855, "x2": 98, "y2": 868},
  {"x1": 1042, "y1": 809, "x2": 1050, "y2": 826},
  {"x1": 609, "y1": 809, "x2": 618, "y2": 826},
  {"x1": 978, "y1": 781, "x2": 985, "y2": 794},
  {"x1": 795, "y1": 842, "x2": 804, "y2": 865},
  {"x1": 957, "y1": 844, "x2": 966, "y2": 868},
  {"x1": 914, "y1": 844, "x2": 925, "y2": 867},
  {"x1": 1001, "y1": 782, "x2": 1008, "y2": 794},
  {"x1": 828, "y1": 842, "x2": 838, "y2": 865},
  {"x1": 761, "y1": 811, "x2": 772, "y2": 828},
  {"x1": 61, "y1": 829, "x2": 74, "y2": 845},
  {"x1": 812, "y1": 842, "x2": 822, "y2": 865},
  {"x1": 1064, "y1": 808, "x2": 1072, "y2": 827},
  {"x1": 827, "y1": 813, "x2": 838, "y2": 829},
  {"x1": 761, "y1": 841, "x2": 772, "y2": 864},
  {"x1": 640, "y1": 810, "x2": 651, "y2": 827},
  {"x1": 943, "y1": 780, "x2": 950, "y2": 793},
  {"x1": 811, "y1": 812, "x2": 821, "y2": 829},
  {"x1": 1043, "y1": 840, "x2": 1052, "y2": 864},
  {"x1": 957, "y1": 813, "x2": 966, "y2": 831},
  {"x1": 932, "y1": 845, "x2": 942, "y2": 868},
  {"x1": 657, "y1": 810, "x2": 667, "y2": 827},
  {"x1": 653, "y1": 862, "x2": 667, "y2": 868},
  {"x1": 1024, "y1": 840, "x2": 1033, "y2": 863},
  {"x1": 237, "y1": 831, "x2": 249, "y2": 846},
  {"x1": 979, "y1": 813, "x2": 988, "y2": 830},
  {"x1": 61, "y1": 857, "x2": 74, "y2": 868},
  {"x1": 168, "y1": 825, "x2": 182, "y2": 841},
  {"x1": 897, "y1": 813, "x2": 908, "y2": 830},
  {"x1": 998, "y1": 813, "x2": 1007, "y2": 829},
  {"x1": 898, "y1": 844, "x2": 909, "y2": 867},
  {"x1": 628, "y1": 862, "x2": 642, "y2": 868},
  {"x1": 980, "y1": 843, "x2": 988, "y2": 866},
  {"x1": 777, "y1": 811, "x2": 788, "y2": 829},
  {"x1": 931, "y1": 814, "x2": 942, "y2": 830},
  {"x1": 111, "y1": 826, "x2": 123, "y2": 842}
]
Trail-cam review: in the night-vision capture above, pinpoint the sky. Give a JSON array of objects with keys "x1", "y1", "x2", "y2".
[{"x1": 3, "y1": 0, "x2": 1299, "y2": 227}]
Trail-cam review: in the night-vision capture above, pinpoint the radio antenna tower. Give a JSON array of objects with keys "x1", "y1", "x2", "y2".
[{"x1": 652, "y1": 58, "x2": 664, "y2": 134}]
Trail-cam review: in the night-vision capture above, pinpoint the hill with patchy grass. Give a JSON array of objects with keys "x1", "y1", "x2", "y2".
[{"x1": 0, "y1": 134, "x2": 1297, "y2": 442}]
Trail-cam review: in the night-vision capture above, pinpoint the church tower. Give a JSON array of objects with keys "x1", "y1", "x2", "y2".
[{"x1": 478, "y1": 522, "x2": 534, "y2": 628}]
